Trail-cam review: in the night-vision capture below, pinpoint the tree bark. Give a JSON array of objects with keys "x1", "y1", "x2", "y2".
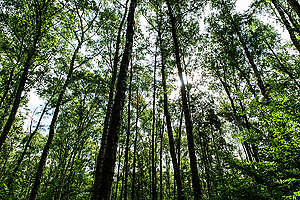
[
  {"x1": 91, "y1": 0, "x2": 137, "y2": 198},
  {"x1": 177, "y1": 108, "x2": 183, "y2": 171},
  {"x1": 165, "y1": 1, "x2": 202, "y2": 199}
]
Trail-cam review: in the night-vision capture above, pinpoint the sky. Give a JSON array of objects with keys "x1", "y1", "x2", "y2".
[{"x1": 236, "y1": 0, "x2": 252, "y2": 12}]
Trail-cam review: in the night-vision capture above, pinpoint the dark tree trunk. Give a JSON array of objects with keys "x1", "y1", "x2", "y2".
[
  {"x1": 92, "y1": 0, "x2": 137, "y2": 198},
  {"x1": 165, "y1": 1, "x2": 202, "y2": 199},
  {"x1": 96, "y1": 1, "x2": 129, "y2": 189},
  {"x1": 29, "y1": 43, "x2": 81, "y2": 200},
  {"x1": 123, "y1": 61, "x2": 133, "y2": 200}
]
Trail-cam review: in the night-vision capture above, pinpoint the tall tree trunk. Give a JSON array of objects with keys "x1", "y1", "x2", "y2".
[
  {"x1": 92, "y1": 0, "x2": 137, "y2": 198},
  {"x1": 152, "y1": 48, "x2": 157, "y2": 200},
  {"x1": 272, "y1": 0, "x2": 300, "y2": 53},
  {"x1": 165, "y1": 1, "x2": 202, "y2": 199},
  {"x1": 123, "y1": 61, "x2": 133, "y2": 200},
  {"x1": 158, "y1": 23, "x2": 185, "y2": 200},
  {"x1": 95, "y1": 0, "x2": 129, "y2": 189},
  {"x1": 29, "y1": 43, "x2": 81, "y2": 200}
]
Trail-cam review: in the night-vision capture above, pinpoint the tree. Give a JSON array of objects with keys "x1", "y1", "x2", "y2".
[{"x1": 92, "y1": 0, "x2": 137, "y2": 198}]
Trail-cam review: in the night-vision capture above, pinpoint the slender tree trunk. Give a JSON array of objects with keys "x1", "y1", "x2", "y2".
[
  {"x1": 92, "y1": 0, "x2": 137, "y2": 198},
  {"x1": 120, "y1": 145, "x2": 126, "y2": 200},
  {"x1": 158, "y1": 23, "x2": 185, "y2": 200},
  {"x1": 287, "y1": 0, "x2": 300, "y2": 19},
  {"x1": 177, "y1": 108, "x2": 183, "y2": 171},
  {"x1": 123, "y1": 61, "x2": 133, "y2": 200},
  {"x1": 131, "y1": 79, "x2": 139, "y2": 200},
  {"x1": 165, "y1": 1, "x2": 202, "y2": 199},
  {"x1": 166, "y1": 154, "x2": 171, "y2": 198},
  {"x1": 272, "y1": 0, "x2": 300, "y2": 53},
  {"x1": 114, "y1": 145, "x2": 124, "y2": 200},
  {"x1": 149, "y1": 138, "x2": 152, "y2": 194},
  {"x1": 29, "y1": 43, "x2": 81, "y2": 200},
  {"x1": 152, "y1": 48, "x2": 157, "y2": 200}
]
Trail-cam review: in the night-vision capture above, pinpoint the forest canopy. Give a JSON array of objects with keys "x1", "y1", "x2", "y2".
[{"x1": 0, "y1": 0, "x2": 299, "y2": 199}]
